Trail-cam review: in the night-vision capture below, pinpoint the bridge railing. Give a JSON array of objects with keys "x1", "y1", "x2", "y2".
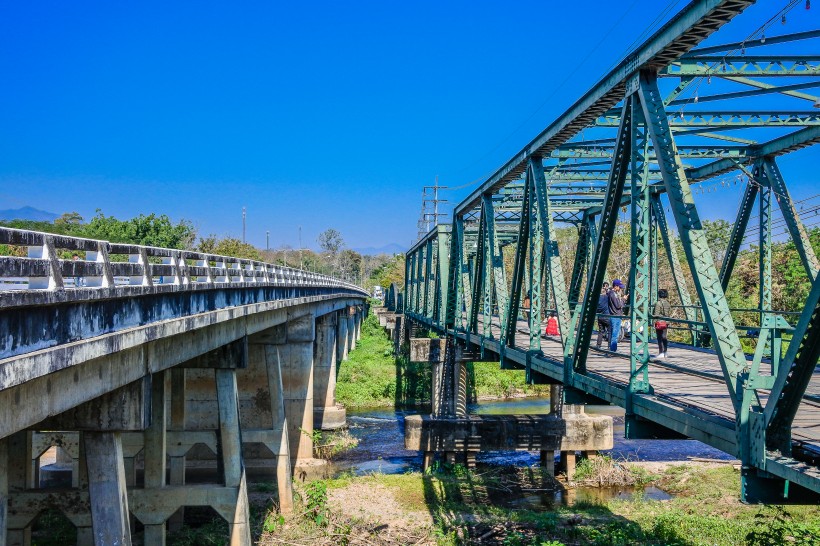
[{"x1": 0, "y1": 227, "x2": 366, "y2": 297}]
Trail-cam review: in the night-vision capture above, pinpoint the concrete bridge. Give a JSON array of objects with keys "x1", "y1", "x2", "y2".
[{"x1": 0, "y1": 227, "x2": 368, "y2": 545}]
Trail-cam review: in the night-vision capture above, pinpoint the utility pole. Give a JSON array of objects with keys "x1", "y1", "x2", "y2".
[
  {"x1": 416, "y1": 176, "x2": 448, "y2": 241},
  {"x1": 266, "y1": 230, "x2": 270, "y2": 251},
  {"x1": 242, "y1": 207, "x2": 247, "y2": 244},
  {"x1": 298, "y1": 226, "x2": 303, "y2": 270}
]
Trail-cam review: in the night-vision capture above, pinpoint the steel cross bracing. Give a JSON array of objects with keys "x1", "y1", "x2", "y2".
[{"x1": 405, "y1": 0, "x2": 820, "y2": 503}]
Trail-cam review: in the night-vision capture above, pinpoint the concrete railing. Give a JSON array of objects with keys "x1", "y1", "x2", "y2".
[{"x1": 0, "y1": 227, "x2": 368, "y2": 300}]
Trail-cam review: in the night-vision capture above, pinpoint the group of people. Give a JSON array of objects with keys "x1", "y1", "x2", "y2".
[
  {"x1": 521, "y1": 280, "x2": 673, "y2": 359},
  {"x1": 595, "y1": 279, "x2": 672, "y2": 359}
]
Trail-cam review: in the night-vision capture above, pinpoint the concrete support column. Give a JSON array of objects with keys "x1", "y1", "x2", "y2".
[
  {"x1": 143, "y1": 371, "x2": 167, "y2": 546},
  {"x1": 84, "y1": 432, "x2": 132, "y2": 546},
  {"x1": 5, "y1": 432, "x2": 32, "y2": 546},
  {"x1": 313, "y1": 313, "x2": 346, "y2": 431},
  {"x1": 167, "y1": 369, "x2": 186, "y2": 531},
  {"x1": 355, "y1": 308, "x2": 362, "y2": 342},
  {"x1": 215, "y1": 370, "x2": 251, "y2": 545},
  {"x1": 347, "y1": 309, "x2": 356, "y2": 353},
  {"x1": 336, "y1": 310, "x2": 349, "y2": 363},
  {"x1": 268, "y1": 314, "x2": 316, "y2": 468},
  {"x1": 0, "y1": 438, "x2": 6, "y2": 546}
]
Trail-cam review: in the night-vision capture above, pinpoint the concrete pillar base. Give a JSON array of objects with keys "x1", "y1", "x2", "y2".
[{"x1": 313, "y1": 405, "x2": 347, "y2": 431}]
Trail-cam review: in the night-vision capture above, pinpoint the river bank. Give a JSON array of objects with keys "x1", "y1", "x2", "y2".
[{"x1": 335, "y1": 313, "x2": 550, "y2": 409}]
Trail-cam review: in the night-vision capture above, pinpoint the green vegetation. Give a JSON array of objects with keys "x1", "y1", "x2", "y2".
[
  {"x1": 256, "y1": 464, "x2": 820, "y2": 546},
  {"x1": 336, "y1": 313, "x2": 549, "y2": 409}
]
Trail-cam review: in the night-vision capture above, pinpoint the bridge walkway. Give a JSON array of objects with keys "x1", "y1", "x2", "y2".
[{"x1": 430, "y1": 314, "x2": 820, "y2": 459}]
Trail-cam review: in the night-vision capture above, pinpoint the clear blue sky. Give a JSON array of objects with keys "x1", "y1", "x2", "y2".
[{"x1": 1, "y1": 1, "x2": 817, "y2": 250}]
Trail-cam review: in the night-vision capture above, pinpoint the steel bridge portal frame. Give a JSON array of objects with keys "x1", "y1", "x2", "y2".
[{"x1": 405, "y1": 0, "x2": 820, "y2": 503}]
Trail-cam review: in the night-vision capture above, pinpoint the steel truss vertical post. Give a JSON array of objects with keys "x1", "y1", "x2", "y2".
[
  {"x1": 649, "y1": 201, "x2": 659, "y2": 311},
  {"x1": 468, "y1": 206, "x2": 487, "y2": 334},
  {"x1": 763, "y1": 158, "x2": 819, "y2": 281},
  {"x1": 506, "y1": 179, "x2": 531, "y2": 347},
  {"x1": 459, "y1": 219, "x2": 473, "y2": 330},
  {"x1": 532, "y1": 158, "x2": 572, "y2": 352},
  {"x1": 628, "y1": 96, "x2": 654, "y2": 431},
  {"x1": 719, "y1": 181, "x2": 758, "y2": 291},
  {"x1": 651, "y1": 196, "x2": 698, "y2": 343},
  {"x1": 430, "y1": 238, "x2": 438, "y2": 319},
  {"x1": 527, "y1": 166, "x2": 544, "y2": 351},
  {"x1": 569, "y1": 99, "x2": 632, "y2": 375},
  {"x1": 638, "y1": 70, "x2": 747, "y2": 409},
  {"x1": 483, "y1": 196, "x2": 510, "y2": 340},
  {"x1": 437, "y1": 229, "x2": 451, "y2": 326},
  {"x1": 454, "y1": 217, "x2": 470, "y2": 331},
  {"x1": 568, "y1": 214, "x2": 591, "y2": 309}
]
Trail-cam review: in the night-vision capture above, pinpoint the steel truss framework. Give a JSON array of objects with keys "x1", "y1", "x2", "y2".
[{"x1": 404, "y1": 0, "x2": 820, "y2": 503}]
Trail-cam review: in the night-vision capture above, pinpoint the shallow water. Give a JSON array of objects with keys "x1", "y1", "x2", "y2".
[{"x1": 330, "y1": 396, "x2": 734, "y2": 503}]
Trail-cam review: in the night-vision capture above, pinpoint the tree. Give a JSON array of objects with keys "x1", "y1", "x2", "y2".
[
  {"x1": 317, "y1": 229, "x2": 344, "y2": 255},
  {"x1": 80, "y1": 210, "x2": 196, "y2": 249},
  {"x1": 198, "y1": 235, "x2": 261, "y2": 260},
  {"x1": 54, "y1": 212, "x2": 84, "y2": 226}
]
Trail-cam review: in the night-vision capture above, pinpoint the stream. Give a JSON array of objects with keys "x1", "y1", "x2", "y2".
[{"x1": 330, "y1": 396, "x2": 735, "y2": 506}]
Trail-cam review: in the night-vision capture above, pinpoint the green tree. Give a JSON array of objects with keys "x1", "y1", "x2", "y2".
[{"x1": 80, "y1": 210, "x2": 196, "y2": 249}]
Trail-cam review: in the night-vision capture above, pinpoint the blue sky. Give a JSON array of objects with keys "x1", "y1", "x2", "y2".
[{"x1": 1, "y1": 1, "x2": 817, "y2": 250}]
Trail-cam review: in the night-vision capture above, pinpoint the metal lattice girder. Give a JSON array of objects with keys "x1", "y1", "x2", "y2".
[
  {"x1": 568, "y1": 215, "x2": 591, "y2": 306},
  {"x1": 681, "y1": 29, "x2": 820, "y2": 57},
  {"x1": 532, "y1": 157, "x2": 572, "y2": 351},
  {"x1": 719, "y1": 180, "x2": 758, "y2": 291},
  {"x1": 553, "y1": 144, "x2": 750, "y2": 159},
  {"x1": 763, "y1": 158, "x2": 820, "y2": 280},
  {"x1": 527, "y1": 162, "x2": 545, "y2": 351},
  {"x1": 596, "y1": 111, "x2": 820, "y2": 128},
  {"x1": 454, "y1": 0, "x2": 755, "y2": 217},
  {"x1": 629, "y1": 96, "x2": 653, "y2": 397},
  {"x1": 483, "y1": 195, "x2": 510, "y2": 338},
  {"x1": 651, "y1": 195, "x2": 698, "y2": 330},
  {"x1": 639, "y1": 70, "x2": 747, "y2": 408},
  {"x1": 765, "y1": 273, "x2": 820, "y2": 453},
  {"x1": 468, "y1": 206, "x2": 486, "y2": 334},
  {"x1": 454, "y1": 217, "x2": 471, "y2": 330},
  {"x1": 505, "y1": 176, "x2": 531, "y2": 346},
  {"x1": 437, "y1": 228, "x2": 451, "y2": 325},
  {"x1": 662, "y1": 56, "x2": 820, "y2": 77},
  {"x1": 570, "y1": 98, "x2": 633, "y2": 374}
]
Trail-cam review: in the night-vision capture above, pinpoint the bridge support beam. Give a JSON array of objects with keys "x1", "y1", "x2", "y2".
[
  {"x1": 313, "y1": 313, "x2": 346, "y2": 430},
  {"x1": 337, "y1": 310, "x2": 350, "y2": 363},
  {"x1": 264, "y1": 314, "x2": 316, "y2": 469}
]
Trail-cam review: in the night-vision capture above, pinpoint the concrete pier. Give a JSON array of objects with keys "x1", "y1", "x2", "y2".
[
  {"x1": 313, "y1": 313, "x2": 346, "y2": 430},
  {"x1": 405, "y1": 408, "x2": 613, "y2": 473}
]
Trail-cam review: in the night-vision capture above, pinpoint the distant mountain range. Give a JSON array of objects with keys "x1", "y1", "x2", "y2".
[
  {"x1": 351, "y1": 243, "x2": 406, "y2": 256},
  {"x1": 0, "y1": 206, "x2": 59, "y2": 222}
]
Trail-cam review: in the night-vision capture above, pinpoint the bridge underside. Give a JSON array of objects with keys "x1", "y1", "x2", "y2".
[
  {"x1": 403, "y1": 1, "x2": 820, "y2": 503},
  {"x1": 0, "y1": 227, "x2": 368, "y2": 545}
]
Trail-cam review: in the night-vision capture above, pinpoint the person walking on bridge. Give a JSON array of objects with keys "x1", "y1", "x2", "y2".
[
  {"x1": 608, "y1": 279, "x2": 625, "y2": 353},
  {"x1": 653, "y1": 289, "x2": 671, "y2": 359},
  {"x1": 595, "y1": 282, "x2": 610, "y2": 349}
]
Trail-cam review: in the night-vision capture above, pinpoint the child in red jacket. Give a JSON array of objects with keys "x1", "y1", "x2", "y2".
[{"x1": 545, "y1": 312, "x2": 559, "y2": 336}]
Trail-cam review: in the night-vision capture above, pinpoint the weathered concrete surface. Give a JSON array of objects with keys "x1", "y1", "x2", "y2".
[
  {"x1": 404, "y1": 410, "x2": 613, "y2": 453},
  {"x1": 409, "y1": 337, "x2": 445, "y2": 363},
  {"x1": 336, "y1": 310, "x2": 349, "y2": 363},
  {"x1": 0, "y1": 296, "x2": 360, "y2": 441},
  {"x1": 313, "y1": 313, "x2": 346, "y2": 430}
]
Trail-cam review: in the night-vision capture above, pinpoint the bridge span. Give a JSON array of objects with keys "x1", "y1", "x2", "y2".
[
  {"x1": 0, "y1": 227, "x2": 368, "y2": 545},
  {"x1": 402, "y1": 0, "x2": 820, "y2": 504}
]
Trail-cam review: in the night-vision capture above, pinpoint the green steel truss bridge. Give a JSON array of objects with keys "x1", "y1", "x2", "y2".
[{"x1": 401, "y1": 0, "x2": 820, "y2": 503}]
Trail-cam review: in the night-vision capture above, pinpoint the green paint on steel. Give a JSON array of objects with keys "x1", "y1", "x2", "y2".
[{"x1": 639, "y1": 71, "x2": 747, "y2": 410}]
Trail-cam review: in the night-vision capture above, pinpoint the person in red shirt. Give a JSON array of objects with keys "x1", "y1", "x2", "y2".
[{"x1": 545, "y1": 311, "x2": 559, "y2": 336}]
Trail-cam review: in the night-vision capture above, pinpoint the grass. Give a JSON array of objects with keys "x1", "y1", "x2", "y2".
[
  {"x1": 335, "y1": 312, "x2": 550, "y2": 409},
  {"x1": 254, "y1": 464, "x2": 820, "y2": 545}
]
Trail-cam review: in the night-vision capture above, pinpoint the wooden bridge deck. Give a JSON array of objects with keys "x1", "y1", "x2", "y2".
[{"x1": 459, "y1": 316, "x2": 820, "y2": 455}]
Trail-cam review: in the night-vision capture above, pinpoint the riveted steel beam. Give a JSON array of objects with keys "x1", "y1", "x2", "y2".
[{"x1": 639, "y1": 70, "x2": 747, "y2": 408}]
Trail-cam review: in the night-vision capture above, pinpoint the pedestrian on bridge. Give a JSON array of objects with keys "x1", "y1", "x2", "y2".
[
  {"x1": 595, "y1": 282, "x2": 610, "y2": 349},
  {"x1": 608, "y1": 279, "x2": 625, "y2": 352},
  {"x1": 653, "y1": 289, "x2": 671, "y2": 359}
]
